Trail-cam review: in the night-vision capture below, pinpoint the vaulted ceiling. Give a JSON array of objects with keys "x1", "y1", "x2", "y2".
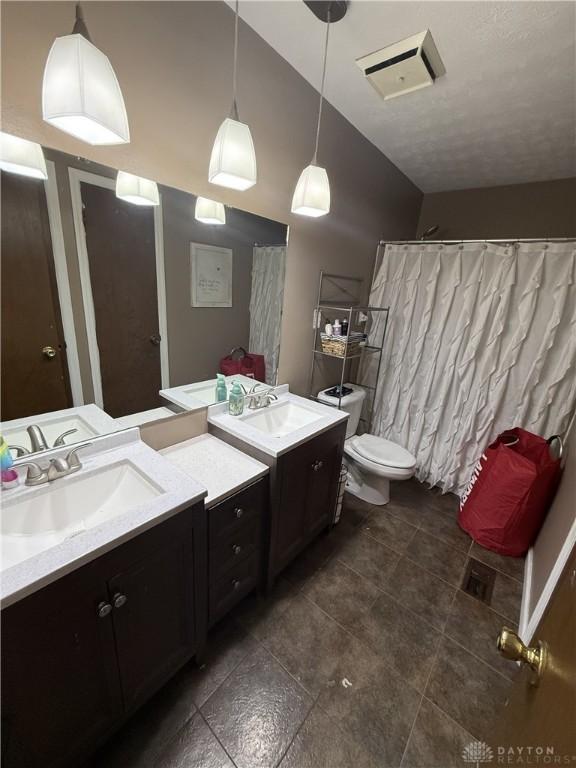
[{"x1": 238, "y1": 1, "x2": 576, "y2": 192}]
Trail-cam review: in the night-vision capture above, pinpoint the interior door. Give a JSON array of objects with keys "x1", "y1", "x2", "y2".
[
  {"x1": 493, "y1": 543, "x2": 576, "y2": 757},
  {"x1": 80, "y1": 182, "x2": 162, "y2": 417},
  {"x1": 1, "y1": 172, "x2": 72, "y2": 420}
]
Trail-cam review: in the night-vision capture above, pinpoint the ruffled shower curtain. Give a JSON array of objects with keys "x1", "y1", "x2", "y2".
[
  {"x1": 249, "y1": 246, "x2": 287, "y2": 386},
  {"x1": 366, "y1": 241, "x2": 576, "y2": 495}
]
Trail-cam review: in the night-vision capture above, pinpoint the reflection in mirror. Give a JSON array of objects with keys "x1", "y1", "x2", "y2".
[{"x1": 0, "y1": 142, "x2": 288, "y2": 458}]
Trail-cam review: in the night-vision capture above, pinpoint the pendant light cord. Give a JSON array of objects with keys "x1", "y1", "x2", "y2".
[
  {"x1": 231, "y1": 0, "x2": 240, "y2": 120},
  {"x1": 312, "y1": 9, "x2": 331, "y2": 165},
  {"x1": 72, "y1": 3, "x2": 91, "y2": 41}
]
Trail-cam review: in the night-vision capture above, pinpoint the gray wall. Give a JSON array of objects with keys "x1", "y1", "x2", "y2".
[
  {"x1": 417, "y1": 177, "x2": 576, "y2": 240},
  {"x1": 161, "y1": 186, "x2": 286, "y2": 385},
  {"x1": 1, "y1": 1, "x2": 423, "y2": 396}
]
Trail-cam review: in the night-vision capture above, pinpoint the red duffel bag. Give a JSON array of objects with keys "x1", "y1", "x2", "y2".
[
  {"x1": 458, "y1": 428, "x2": 563, "y2": 557},
  {"x1": 219, "y1": 347, "x2": 266, "y2": 383}
]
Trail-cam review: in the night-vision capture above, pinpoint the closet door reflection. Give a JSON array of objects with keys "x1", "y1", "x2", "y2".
[
  {"x1": 1, "y1": 172, "x2": 72, "y2": 420},
  {"x1": 80, "y1": 181, "x2": 162, "y2": 417}
]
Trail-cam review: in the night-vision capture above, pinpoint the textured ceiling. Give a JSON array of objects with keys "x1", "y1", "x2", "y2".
[{"x1": 237, "y1": 1, "x2": 576, "y2": 192}]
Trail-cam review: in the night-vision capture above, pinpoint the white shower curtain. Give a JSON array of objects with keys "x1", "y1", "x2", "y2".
[
  {"x1": 249, "y1": 246, "x2": 287, "y2": 386},
  {"x1": 366, "y1": 241, "x2": 576, "y2": 495}
]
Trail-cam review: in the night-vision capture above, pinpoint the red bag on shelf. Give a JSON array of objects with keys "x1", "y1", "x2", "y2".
[
  {"x1": 458, "y1": 428, "x2": 562, "y2": 557},
  {"x1": 219, "y1": 347, "x2": 266, "y2": 383}
]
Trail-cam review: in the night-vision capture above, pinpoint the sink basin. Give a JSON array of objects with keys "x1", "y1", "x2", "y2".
[
  {"x1": 1, "y1": 405, "x2": 119, "y2": 455},
  {"x1": 240, "y1": 400, "x2": 323, "y2": 437},
  {"x1": 2, "y1": 462, "x2": 163, "y2": 569}
]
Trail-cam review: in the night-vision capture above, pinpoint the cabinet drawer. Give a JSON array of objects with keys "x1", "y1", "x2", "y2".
[
  {"x1": 209, "y1": 551, "x2": 260, "y2": 626},
  {"x1": 209, "y1": 481, "x2": 265, "y2": 547},
  {"x1": 209, "y1": 518, "x2": 260, "y2": 583}
]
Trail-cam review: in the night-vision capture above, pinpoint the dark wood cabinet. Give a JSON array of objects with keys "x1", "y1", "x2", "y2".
[
  {"x1": 209, "y1": 419, "x2": 346, "y2": 591},
  {"x1": 273, "y1": 424, "x2": 346, "y2": 578},
  {"x1": 1, "y1": 504, "x2": 206, "y2": 768},
  {"x1": 207, "y1": 479, "x2": 267, "y2": 627}
]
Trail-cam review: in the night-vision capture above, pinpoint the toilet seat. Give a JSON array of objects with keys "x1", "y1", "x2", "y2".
[{"x1": 347, "y1": 434, "x2": 416, "y2": 469}]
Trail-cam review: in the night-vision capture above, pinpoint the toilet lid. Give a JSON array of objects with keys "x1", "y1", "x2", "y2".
[{"x1": 349, "y1": 434, "x2": 416, "y2": 468}]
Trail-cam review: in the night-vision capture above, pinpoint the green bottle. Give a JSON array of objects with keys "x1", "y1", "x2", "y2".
[
  {"x1": 228, "y1": 381, "x2": 244, "y2": 416},
  {"x1": 215, "y1": 373, "x2": 227, "y2": 403}
]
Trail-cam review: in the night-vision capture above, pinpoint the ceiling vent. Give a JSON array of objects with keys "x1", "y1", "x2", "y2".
[{"x1": 356, "y1": 30, "x2": 445, "y2": 101}]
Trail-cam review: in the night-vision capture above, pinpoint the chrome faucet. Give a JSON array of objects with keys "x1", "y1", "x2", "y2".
[
  {"x1": 246, "y1": 383, "x2": 278, "y2": 410},
  {"x1": 15, "y1": 443, "x2": 92, "y2": 487},
  {"x1": 27, "y1": 425, "x2": 49, "y2": 453},
  {"x1": 8, "y1": 427, "x2": 78, "y2": 458}
]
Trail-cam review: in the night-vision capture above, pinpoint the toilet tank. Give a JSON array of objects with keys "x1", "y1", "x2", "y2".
[{"x1": 317, "y1": 384, "x2": 366, "y2": 439}]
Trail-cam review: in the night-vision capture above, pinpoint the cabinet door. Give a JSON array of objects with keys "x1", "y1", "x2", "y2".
[
  {"x1": 109, "y1": 531, "x2": 196, "y2": 713},
  {"x1": 306, "y1": 432, "x2": 343, "y2": 537},
  {"x1": 1, "y1": 566, "x2": 122, "y2": 768},
  {"x1": 275, "y1": 446, "x2": 309, "y2": 572}
]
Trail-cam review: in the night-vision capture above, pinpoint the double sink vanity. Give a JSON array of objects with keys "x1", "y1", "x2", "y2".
[{"x1": 1, "y1": 387, "x2": 347, "y2": 768}]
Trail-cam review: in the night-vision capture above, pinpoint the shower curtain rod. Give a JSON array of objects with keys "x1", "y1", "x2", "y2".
[{"x1": 378, "y1": 237, "x2": 576, "y2": 245}]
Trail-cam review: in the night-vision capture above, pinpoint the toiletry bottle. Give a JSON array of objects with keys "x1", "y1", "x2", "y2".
[
  {"x1": 341, "y1": 318, "x2": 349, "y2": 336},
  {"x1": 0, "y1": 436, "x2": 19, "y2": 488},
  {"x1": 215, "y1": 373, "x2": 228, "y2": 403},
  {"x1": 228, "y1": 381, "x2": 245, "y2": 416},
  {"x1": 325, "y1": 320, "x2": 333, "y2": 336},
  {"x1": 333, "y1": 319, "x2": 342, "y2": 336}
]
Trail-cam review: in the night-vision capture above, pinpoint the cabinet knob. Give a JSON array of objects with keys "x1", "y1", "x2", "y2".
[
  {"x1": 312, "y1": 460, "x2": 323, "y2": 471},
  {"x1": 113, "y1": 592, "x2": 128, "y2": 609},
  {"x1": 232, "y1": 544, "x2": 242, "y2": 556},
  {"x1": 234, "y1": 507, "x2": 244, "y2": 519},
  {"x1": 98, "y1": 601, "x2": 112, "y2": 618},
  {"x1": 232, "y1": 579, "x2": 241, "y2": 591}
]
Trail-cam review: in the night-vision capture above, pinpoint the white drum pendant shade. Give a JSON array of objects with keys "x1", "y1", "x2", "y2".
[
  {"x1": 291, "y1": 164, "x2": 330, "y2": 217},
  {"x1": 0, "y1": 133, "x2": 48, "y2": 179},
  {"x1": 116, "y1": 171, "x2": 159, "y2": 206},
  {"x1": 195, "y1": 197, "x2": 226, "y2": 225},
  {"x1": 208, "y1": 117, "x2": 257, "y2": 191},
  {"x1": 42, "y1": 33, "x2": 130, "y2": 145}
]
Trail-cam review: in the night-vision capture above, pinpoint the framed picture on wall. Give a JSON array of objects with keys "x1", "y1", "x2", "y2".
[{"x1": 190, "y1": 242, "x2": 233, "y2": 307}]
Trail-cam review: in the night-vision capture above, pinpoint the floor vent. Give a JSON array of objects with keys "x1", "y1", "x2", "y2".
[{"x1": 462, "y1": 558, "x2": 496, "y2": 605}]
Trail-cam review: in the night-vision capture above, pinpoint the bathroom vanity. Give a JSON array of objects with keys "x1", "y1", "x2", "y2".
[
  {"x1": 0, "y1": 431, "x2": 208, "y2": 768},
  {"x1": 160, "y1": 434, "x2": 269, "y2": 626},
  {"x1": 208, "y1": 387, "x2": 348, "y2": 588}
]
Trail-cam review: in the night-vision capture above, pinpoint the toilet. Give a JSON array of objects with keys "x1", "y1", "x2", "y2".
[{"x1": 317, "y1": 384, "x2": 416, "y2": 505}]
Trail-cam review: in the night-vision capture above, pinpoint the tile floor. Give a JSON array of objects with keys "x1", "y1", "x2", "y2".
[{"x1": 88, "y1": 479, "x2": 524, "y2": 768}]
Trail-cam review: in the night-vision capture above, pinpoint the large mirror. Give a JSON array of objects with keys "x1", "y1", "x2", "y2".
[{"x1": 1, "y1": 142, "x2": 288, "y2": 457}]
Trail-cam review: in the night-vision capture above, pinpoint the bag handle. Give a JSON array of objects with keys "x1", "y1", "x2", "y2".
[
  {"x1": 228, "y1": 346, "x2": 247, "y2": 360},
  {"x1": 546, "y1": 434, "x2": 564, "y2": 460}
]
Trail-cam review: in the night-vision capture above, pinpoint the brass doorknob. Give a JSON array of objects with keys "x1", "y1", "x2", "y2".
[
  {"x1": 42, "y1": 345, "x2": 57, "y2": 359},
  {"x1": 497, "y1": 627, "x2": 546, "y2": 685}
]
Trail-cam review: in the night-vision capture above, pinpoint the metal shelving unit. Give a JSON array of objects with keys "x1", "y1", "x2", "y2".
[{"x1": 307, "y1": 302, "x2": 389, "y2": 432}]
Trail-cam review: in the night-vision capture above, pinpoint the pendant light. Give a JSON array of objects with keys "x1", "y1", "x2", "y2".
[
  {"x1": 195, "y1": 197, "x2": 226, "y2": 225},
  {"x1": 208, "y1": 0, "x2": 256, "y2": 191},
  {"x1": 0, "y1": 132, "x2": 48, "y2": 179},
  {"x1": 42, "y1": 3, "x2": 130, "y2": 145},
  {"x1": 116, "y1": 171, "x2": 159, "y2": 206},
  {"x1": 291, "y1": 9, "x2": 333, "y2": 217}
]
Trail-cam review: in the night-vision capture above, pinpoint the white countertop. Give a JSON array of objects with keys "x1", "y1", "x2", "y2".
[
  {"x1": 208, "y1": 385, "x2": 348, "y2": 458},
  {"x1": 160, "y1": 434, "x2": 268, "y2": 508},
  {"x1": 1, "y1": 430, "x2": 207, "y2": 608},
  {"x1": 160, "y1": 375, "x2": 261, "y2": 412}
]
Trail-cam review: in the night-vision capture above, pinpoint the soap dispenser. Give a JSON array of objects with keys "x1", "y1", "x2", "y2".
[
  {"x1": 215, "y1": 373, "x2": 228, "y2": 403},
  {"x1": 228, "y1": 381, "x2": 245, "y2": 416}
]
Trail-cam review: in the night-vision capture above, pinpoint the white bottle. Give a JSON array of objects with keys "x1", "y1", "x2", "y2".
[
  {"x1": 325, "y1": 321, "x2": 333, "y2": 336},
  {"x1": 333, "y1": 319, "x2": 342, "y2": 336}
]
